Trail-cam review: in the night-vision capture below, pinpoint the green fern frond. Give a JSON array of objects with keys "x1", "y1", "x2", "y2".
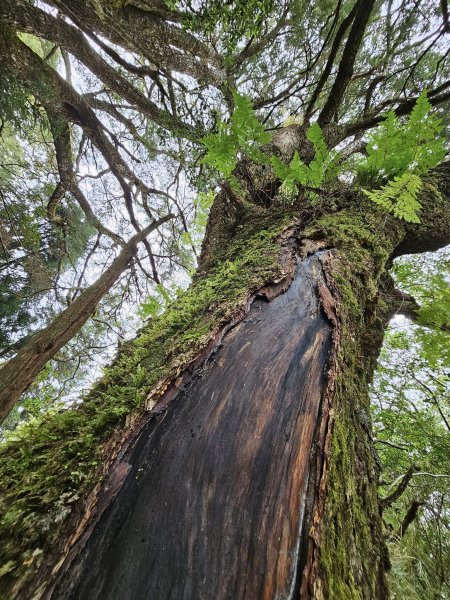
[
  {"x1": 360, "y1": 91, "x2": 446, "y2": 223},
  {"x1": 230, "y1": 92, "x2": 272, "y2": 147},
  {"x1": 363, "y1": 172, "x2": 423, "y2": 223},
  {"x1": 201, "y1": 125, "x2": 238, "y2": 178},
  {"x1": 359, "y1": 91, "x2": 445, "y2": 184},
  {"x1": 201, "y1": 93, "x2": 271, "y2": 181}
]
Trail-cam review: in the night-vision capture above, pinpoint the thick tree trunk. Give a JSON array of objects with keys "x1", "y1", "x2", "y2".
[
  {"x1": 1, "y1": 166, "x2": 449, "y2": 599},
  {"x1": 32, "y1": 237, "x2": 390, "y2": 600},
  {"x1": 48, "y1": 252, "x2": 333, "y2": 599}
]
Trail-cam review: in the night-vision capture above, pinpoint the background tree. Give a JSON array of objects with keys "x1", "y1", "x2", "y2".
[
  {"x1": 371, "y1": 248, "x2": 450, "y2": 599},
  {"x1": 0, "y1": 0, "x2": 449, "y2": 598}
]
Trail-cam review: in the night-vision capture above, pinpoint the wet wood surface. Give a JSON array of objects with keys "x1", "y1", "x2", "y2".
[{"x1": 54, "y1": 254, "x2": 332, "y2": 600}]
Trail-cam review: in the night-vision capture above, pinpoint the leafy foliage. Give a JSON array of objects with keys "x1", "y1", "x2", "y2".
[
  {"x1": 372, "y1": 249, "x2": 450, "y2": 599},
  {"x1": 393, "y1": 253, "x2": 450, "y2": 333},
  {"x1": 271, "y1": 123, "x2": 340, "y2": 196},
  {"x1": 203, "y1": 90, "x2": 445, "y2": 218},
  {"x1": 363, "y1": 172, "x2": 423, "y2": 223},
  {"x1": 202, "y1": 96, "x2": 339, "y2": 197},
  {"x1": 164, "y1": 0, "x2": 275, "y2": 55},
  {"x1": 358, "y1": 92, "x2": 445, "y2": 182},
  {"x1": 0, "y1": 73, "x2": 34, "y2": 132},
  {"x1": 201, "y1": 92, "x2": 272, "y2": 186},
  {"x1": 358, "y1": 91, "x2": 446, "y2": 222}
]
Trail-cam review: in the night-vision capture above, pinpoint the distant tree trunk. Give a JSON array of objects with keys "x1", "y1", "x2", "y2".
[
  {"x1": 6, "y1": 162, "x2": 444, "y2": 600},
  {"x1": 0, "y1": 216, "x2": 172, "y2": 423}
]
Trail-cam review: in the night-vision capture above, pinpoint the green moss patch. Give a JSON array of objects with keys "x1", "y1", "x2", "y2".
[{"x1": 313, "y1": 208, "x2": 401, "y2": 599}]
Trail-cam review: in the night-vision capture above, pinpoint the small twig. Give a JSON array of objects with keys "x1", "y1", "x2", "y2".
[{"x1": 374, "y1": 439, "x2": 408, "y2": 451}]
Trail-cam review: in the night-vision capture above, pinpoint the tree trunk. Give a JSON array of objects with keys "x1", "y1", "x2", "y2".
[
  {"x1": 49, "y1": 252, "x2": 334, "y2": 600},
  {"x1": 1, "y1": 166, "x2": 449, "y2": 599}
]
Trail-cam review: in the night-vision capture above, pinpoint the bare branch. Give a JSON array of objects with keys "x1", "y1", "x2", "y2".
[
  {"x1": 344, "y1": 82, "x2": 450, "y2": 137},
  {"x1": 0, "y1": 212, "x2": 174, "y2": 422},
  {"x1": 318, "y1": 0, "x2": 377, "y2": 126},
  {"x1": 381, "y1": 465, "x2": 420, "y2": 509},
  {"x1": 393, "y1": 500, "x2": 425, "y2": 539}
]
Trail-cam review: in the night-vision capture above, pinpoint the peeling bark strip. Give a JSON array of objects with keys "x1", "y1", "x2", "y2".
[{"x1": 47, "y1": 253, "x2": 332, "y2": 600}]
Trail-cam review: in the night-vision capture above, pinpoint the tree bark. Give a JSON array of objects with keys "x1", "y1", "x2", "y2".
[
  {"x1": 48, "y1": 252, "x2": 333, "y2": 600},
  {"x1": 1, "y1": 163, "x2": 449, "y2": 599}
]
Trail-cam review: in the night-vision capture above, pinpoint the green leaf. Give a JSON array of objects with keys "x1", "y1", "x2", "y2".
[
  {"x1": 201, "y1": 129, "x2": 238, "y2": 178},
  {"x1": 201, "y1": 93, "x2": 271, "y2": 182},
  {"x1": 358, "y1": 91, "x2": 446, "y2": 184},
  {"x1": 230, "y1": 92, "x2": 272, "y2": 147},
  {"x1": 363, "y1": 172, "x2": 423, "y2": 223}
]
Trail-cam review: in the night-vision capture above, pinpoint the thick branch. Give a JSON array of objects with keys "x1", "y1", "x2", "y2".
[
  {"x1": 393, "y1": 162, "x2": 450, "y2": 256},
  {"x1": 393, "y1": 500, "x2": 425, "y2": 538},
  {"x1": 46, "y1": 0, "x2": 224, "y2": 85},
  {"x1": 305, "y1": 1, "x2": 358, "y2": 119},
  {"x1": 318, "y1": 0, "x2": 376, "y2": 126},
  {"x1": 0, "y1": 0, "x2": 197, "y2": 140},
  {"x1": 0, "y1": 214, "x2": 174, "y2": 423},
  {"x1": 381, "y1": 465, "x2": 420, "y2": 509}
]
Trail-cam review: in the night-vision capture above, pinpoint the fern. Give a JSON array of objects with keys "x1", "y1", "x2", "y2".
[
  {"x1": 201, "y1": 88, "x2": 442, "y2": 222},
  {"x1": 201, "y1": 92, "x2": 342, "y2": 199},
  {"x1": 271, "y1": 123, "x2": 339, "y2": 196},
  {"x1": 359, "y1": 91, "x2": 445, "y2": 184},
  {"x1": 201, "y1": 121, "x2": 239, "y2": 179},
  {"x1": 406, "y1": 91, "x2": 446, "y2": 174},
  {"x1": 363, "y1": 172, "x2": 423, "y2": 223},
  {"x1": 201, "y1": 93, "x2": 272, "y2": 182},
  {"x1": 359, "y1": 91, "x2": 446, "y2": 222},
  {"x1": 230, "y1": 93, "x2": 272, "y2": 148}
]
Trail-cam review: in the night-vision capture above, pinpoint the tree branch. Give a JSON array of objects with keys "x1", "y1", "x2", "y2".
[
  {"x1": 318, "y1": 0, "x2": 376, "y2": 126},
  {"x1": 305, "y1": 1, "x2": 358, "y2": 120},
  {"x1": 0, "y1": 31, "x2": 165, "y2": 197},
  {"x1": 381, "y1": 464, "x2": 420, "y2": 509},
  {"x1": 344, "y1": 82, "x2": 450, "y2": 137},
  {"x1": 0, "y1": 0, "x2": 198, "y2": 140},
  {"x1": 0, "y1": 213, "x2": 174, "y2": 423},
  {"x1": 393, "y1": 500, "x2": 425, "y2": 539},
  {"x1": 47, "y1": 112, "x2": 125, "y2": 247},
  {"x1": 46, "y1": 0, "x2": 224, "y2": 85}
]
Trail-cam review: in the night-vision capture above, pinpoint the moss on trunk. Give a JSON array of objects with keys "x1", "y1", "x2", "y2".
[
  {"x1": 295, "y1": 206, "x2": 393, "y2": 597},
  {"x1": 0, "y1": 166, "x2": 449, "y2": 598},
  {"x1": 0, "y1": 202, "x2": 296, "y2": 597}
]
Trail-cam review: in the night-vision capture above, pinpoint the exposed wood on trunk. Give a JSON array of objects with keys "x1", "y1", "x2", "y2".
[{"x1": 43, "y1": 253, "x2": 333, "y2": 600}]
